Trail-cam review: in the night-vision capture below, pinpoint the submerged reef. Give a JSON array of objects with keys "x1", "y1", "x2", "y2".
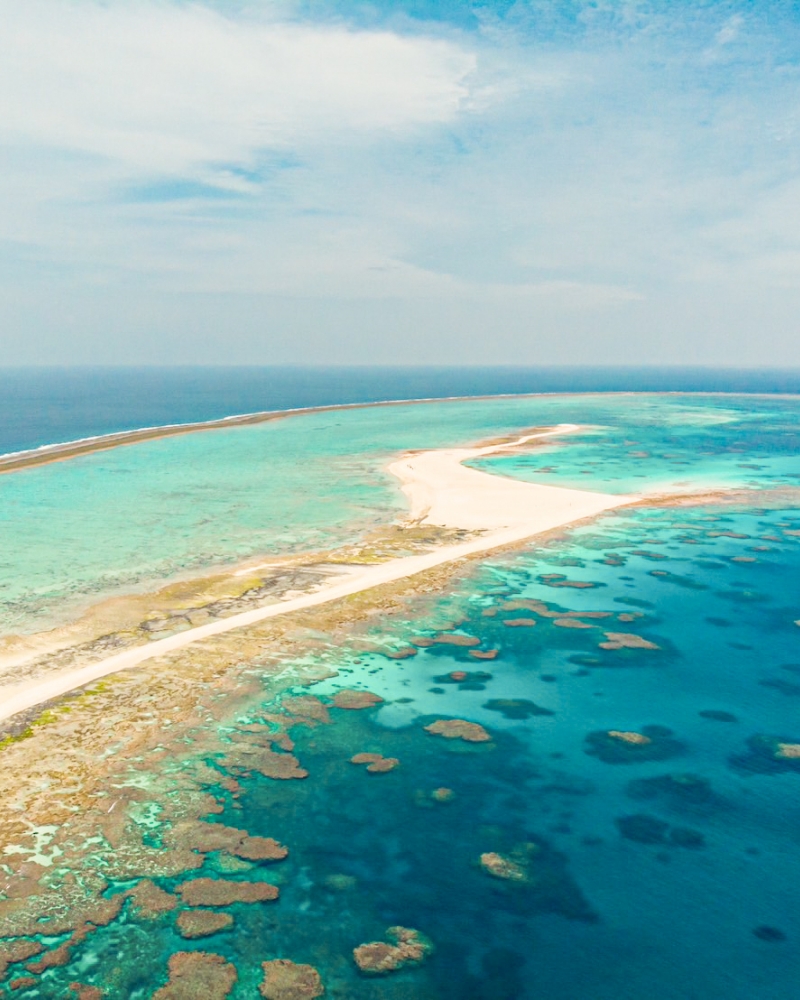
[
  {"x1": 615, "y1": 813, "x2": 705, "y2": 848},
  {"x1": 483, "y1": 699, "x2": 554, "y2": 720},
  {"x1": 432, "y1": 670, "x2": 493, "y2": 686},
  {"x1": 625, "y1": 773, "x2": 715, "y2": 807},
  {"x1": 585, "y1": 726, "x2": 683, "y2": 764},
  {"x1": 353, "y1": 926, "x2": 433, "y2": 975},
  {"x1": 699, "y1": 709, "x2": 738, "y2": 723},
  {"x1": 730, "y1": 734, "x2": 800, "y2": 774}
]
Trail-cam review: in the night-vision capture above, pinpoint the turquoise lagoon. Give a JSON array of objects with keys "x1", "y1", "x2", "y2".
[
  {"x1": 2, "y1": 393, "x2": 800, "y2": 998},
  {"x1": 3, "y1": 393, "x2": 800, "y2": 634}
]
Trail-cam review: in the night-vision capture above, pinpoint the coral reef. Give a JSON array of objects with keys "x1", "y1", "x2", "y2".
[
  {"x1": 599, "y1": 632, "x2": 660, "y2": 650},
  {"x1": 699, "y1": 709, "x2": 738, "y2": 723},
  {"x1": 259, "y1": 959, "x2": 324, "y2": 999},
  {"x1": 176, "y1": 909, "x2": 234, "y2": 939},
  {"x1": 424, "y1": 719, "x2": 491, "y2": 742},
  {"x1": 222, "y1": 743, "x2": 308, "y2": 780},
  {"x1": 585, "y1": 726, "x2": 683, "y2": 764},
  {"x1": 430, "y1": 633, "x2": 481, "y2": 647},
  {"x1": 0, "y1": 940, "x2": 44, "y2": 981},
  {"x1": 479, "y1": 852, "x2": 528, "y2": 882},
  {"x1": 730, "y1": 734, "x2": 800, "y2": 774},
  {"x1": 432, "y1": 670, "x2": 493, "y2": 687},
  {"x1": 626, "y1": 773, "x2": 714, "y2": 806},
  {"x1": 615, "y1": 814, "x2": 705, "y2": 848},
  {"x1": 129, "y1": 880, "x2": 178, "y2": 919},
  {"x1": 176, "y1": 879, "x2": 279, "y2": 906},
  {"x1": 178, "y1": 821, "x2": 288, "y2": 861},
  {"x1": 753, "y1": 925, "x2": 787, "y2": 942},
  {"x1": 353, "y1": 926, "x2": 433, "y2": 975},
  {"x1": 331, "y1": 690, "x2": 383, "y2": 710},
  {"x1": 483, "y1": 699, "x2": 553, "y2": 720},
  {"x1": 608, "y1": 730, "x2": 651, "y2": 745},
  {"x1": 152, "y1": 951, "x2": 237, "y2": 999},
  {"x1": 350, "y1": 752, "x2": 400, "y2": 773},
  {"x1": 281, "y1": 696, "x2": 331, "y2": 725}
]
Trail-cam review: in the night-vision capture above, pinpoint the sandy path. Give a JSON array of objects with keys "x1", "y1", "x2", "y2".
[{"x1": 0, "y1": 426, "x2": 633, "y2": 724}]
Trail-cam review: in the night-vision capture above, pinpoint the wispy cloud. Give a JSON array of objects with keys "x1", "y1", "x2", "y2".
[
  {"x1": 1, "y1": 1, "x2": 800, "y2": 365},
  {"x1": 0, "y1": 1, "x2": 476, "y2": 179}
]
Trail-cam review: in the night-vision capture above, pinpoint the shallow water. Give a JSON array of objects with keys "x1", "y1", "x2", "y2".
[
  {"x1": 4, "y1": 393, "x2": 800, "y2": 634},
  {"x1": 2, "y1": 394, "x2": 800, "y2": 998}
]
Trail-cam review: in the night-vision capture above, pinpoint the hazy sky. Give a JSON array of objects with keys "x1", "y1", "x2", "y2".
[{"x1": 2, "y1": 0, "x2": 799, "y2": 366}]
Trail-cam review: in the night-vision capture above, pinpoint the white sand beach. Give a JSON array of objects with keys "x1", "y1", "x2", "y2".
[{"x1": 0, "y1": 426, "x2": 634, "y2": 724}]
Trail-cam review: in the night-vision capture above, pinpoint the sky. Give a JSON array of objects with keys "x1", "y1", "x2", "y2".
[{"x1": 1, "y1": 0, "x2": 799, "y2": 367}]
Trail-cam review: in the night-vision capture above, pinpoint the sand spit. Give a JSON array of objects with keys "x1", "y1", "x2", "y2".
[
  {"x1": 0, "y1": 393, "x2": 584, "y2": 475},
  {"x1": 0, "y1": 427, "x2": 633, "y2": 725}
]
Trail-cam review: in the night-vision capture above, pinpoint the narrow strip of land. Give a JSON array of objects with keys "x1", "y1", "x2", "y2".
[{"x1": 0, "y1": 426, "x2": 634, "y2": 723}]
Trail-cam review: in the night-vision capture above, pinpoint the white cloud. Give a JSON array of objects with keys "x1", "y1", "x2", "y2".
[
  {"x1": 0, "y1": 1, "x2": 476, "y2": 178},
  {"x1": 1, "y1": 1, "x2": 799, "y2": 366}
]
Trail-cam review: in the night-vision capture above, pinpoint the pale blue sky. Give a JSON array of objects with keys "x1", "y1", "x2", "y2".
[{"x1": 1, "y1": 1, "x2": 799, "y2": 365}]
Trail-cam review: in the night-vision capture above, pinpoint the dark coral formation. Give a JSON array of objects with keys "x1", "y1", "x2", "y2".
[
  {"x1": 259, "y1": 959, "x2": 324, "y2": 999},
  {"x1": 536, "y1": 574, "x2": 597, "y2": 589},
  {"x1": 432, "y1": 670, "x2": 493, "y2": 687},
  {"x1": 585, "y1": 726, "x2": 683, "y2": 764},
  {"x1": 615, "y1": 813, "x2": 705, "y2": 848},
  {"x1": 353, "y1": 926, "x2": 433, "y2": 975},
  {"x1": 483, "y1": 699, "x2": 553, "y2": 720},
  {"x1": 626, "y1": 773, "x2": 715, "y2": 806},
  {"x1": 699, "y1": 709, "x2": 738, "y2": 723},
  {"x1": 753, "y1": 925, "x2": 787, "y2": 942}
]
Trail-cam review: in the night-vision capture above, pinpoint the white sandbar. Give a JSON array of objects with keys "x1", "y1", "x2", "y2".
[{"x1": 0, "y1": 426, "x2": 634, "y2": 724}]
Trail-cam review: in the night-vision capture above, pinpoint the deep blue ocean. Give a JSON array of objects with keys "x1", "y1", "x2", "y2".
[{"x1": 4, "y1": 365, "x2": 800, "y2": 455}]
